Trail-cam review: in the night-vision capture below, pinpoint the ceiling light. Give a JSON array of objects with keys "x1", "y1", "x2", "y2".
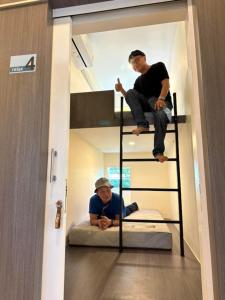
[{"x1": 129, "y1": 141, "x2": 135, "y2": 146}]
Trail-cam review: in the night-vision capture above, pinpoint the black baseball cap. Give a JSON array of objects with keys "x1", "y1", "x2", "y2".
[{"x1": 128, "y1": 50, "x2": 145, "y2": 62}]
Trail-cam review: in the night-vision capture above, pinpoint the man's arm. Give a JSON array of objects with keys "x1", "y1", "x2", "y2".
[
  {"x1": 160, "y1": 78, "x2": 170, "y2": 99},
  {"x1": 100, "y1": 215, "x2": 120, "y2": 227},
  {"x1": 155, "y1": 78, "x2": 170, "y2": 110},
  {"x1": 90, "y1": 214, "x2": 115, "y2": 230},
  {"x1": 112, "y1": 215, "x2": 120, "y2": 226},
  {"x1": 90, "y1": 213, "x2": 119, "y2": 229},
  {"x1": 90, "y1": 213, "x2": 107, "y2": 230},
  {"x1": 115, "y1": 78, "x2": 127, "y2": 97},
  {"x1": 90, "y1": 213, "x2": 100, "y2": 226}
]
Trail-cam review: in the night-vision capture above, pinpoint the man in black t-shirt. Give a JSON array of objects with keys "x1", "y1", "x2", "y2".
[{"x1": 115, "y1": 50, "x2": 172, "y2": 163}]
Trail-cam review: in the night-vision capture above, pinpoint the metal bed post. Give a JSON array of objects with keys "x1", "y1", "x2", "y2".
[{"x1": 119, "y1": 96, "x2": 124, "y2": 252}]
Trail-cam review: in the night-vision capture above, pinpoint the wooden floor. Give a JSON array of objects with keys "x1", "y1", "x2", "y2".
[{"x1": 64, "y1": 225, "x2": 202, "y2": 300}]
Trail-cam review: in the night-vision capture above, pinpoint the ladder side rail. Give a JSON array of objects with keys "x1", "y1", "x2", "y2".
[
  {"x1": 119, "y1": 96, "x2": 124, "y2": 252},
  {"x1": 173, "y1": 92, "x2": 185, "y2": 256}
]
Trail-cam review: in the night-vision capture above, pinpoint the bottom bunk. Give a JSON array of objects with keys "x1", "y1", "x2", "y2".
[{"x1": 69, "y1": 209, "x2": 172, "y2": 250}]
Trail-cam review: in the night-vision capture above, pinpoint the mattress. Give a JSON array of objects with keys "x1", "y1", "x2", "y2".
[{"x1": 69, "y1": 210, "x2": 172, "y2": 249}]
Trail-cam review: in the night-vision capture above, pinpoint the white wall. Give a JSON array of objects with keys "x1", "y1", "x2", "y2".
[
  {"x1": 169, "y1": 22, "x2": 189, "y2": 115},
  {"x1": 166, "y1": 21, "x2": 201, "y2": 259},
  {"x1": 185, "y1": 4, "x2": 214, "y2": 298},
  {"x1": 67, "y1": 130, "x2": 104, "y2": 231},
  {"x1": 70, "y1": 59, "x2": 92, "y2": 93},
  {"x1": 167, "y1": 123, "x2": 200, "y2": 260}
]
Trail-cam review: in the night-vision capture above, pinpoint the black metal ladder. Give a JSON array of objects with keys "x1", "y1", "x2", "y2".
[{"x1": 119, "y1": 93, "x2": 184, "y2": 256}]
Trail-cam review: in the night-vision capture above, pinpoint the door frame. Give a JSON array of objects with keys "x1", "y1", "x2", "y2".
[
  {"x1": 48, "y1": 2, "x2": 214, "y2": 300},
  {"x1": 52, "y1": 0, "x2": 179, "y2": 17},
  {"x1": 41, "y1": 16, "x2": 72, "y2": 300}
]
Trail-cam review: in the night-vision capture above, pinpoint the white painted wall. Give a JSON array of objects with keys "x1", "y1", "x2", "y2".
[
  {"x1": 165, "y1": 6, "x2": 215, "y2": 298},
  {"x1": 169, "y1": 22, "x2": 189, "y2": 115},
  {"x1": 185, "y1": 3, "x2": 214, "y2": 299},
  {"x1": 41, "y1": 18, "x2": 72, "y2": 300},
  {"x1": 70, "y1": 58, "x2": 92, "y2": 93},
  {"x1": 167, "y1": 21, "x2": 200, "y2": 260},
  {"x1": 67, "y1": 130, "x2": 104, "y2": 231},
  {"x1": 167, "y1": 122, "x2": 201, "y2": 260}
]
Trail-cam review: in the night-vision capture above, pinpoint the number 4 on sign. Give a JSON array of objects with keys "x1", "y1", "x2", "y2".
[{"x1": 26, "y1": 56, "x2": 35, "y2": 70}]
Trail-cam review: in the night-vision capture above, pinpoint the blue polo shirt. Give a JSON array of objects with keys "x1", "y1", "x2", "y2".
[{"x1": 89, "y1": 192, "x2": 126, "y2": 220}]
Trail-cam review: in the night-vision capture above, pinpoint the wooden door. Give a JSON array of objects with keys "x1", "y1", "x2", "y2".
[{"x1": 0, "y1": 3, "x2": 52, "y2": 300}]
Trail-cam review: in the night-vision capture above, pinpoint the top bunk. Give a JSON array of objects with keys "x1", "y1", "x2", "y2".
[{"x1": 70, "y1": 90, "x2": 186, "y2": 129}]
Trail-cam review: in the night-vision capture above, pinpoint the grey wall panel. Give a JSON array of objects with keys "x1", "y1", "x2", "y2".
[
  {"x1": 70, "y1": 90, "x2": 115, "y2": 128},
  {"x1": 51, "y1": 0, "x2": 112, "y2": 9},
  {"x1": 191, "y1": 0, "x2": 225, "y2": 299},
  {"x1": 0, "y1": 3, "x2": 52, "y2": 300},
  {"x1": 70, "y1": 91, "x2": 186, "y2": 128}
]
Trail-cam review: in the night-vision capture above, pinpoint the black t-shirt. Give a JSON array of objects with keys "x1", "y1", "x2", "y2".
[{"x1": 134, "y1": 62, "x2": 172, "y2": 105}]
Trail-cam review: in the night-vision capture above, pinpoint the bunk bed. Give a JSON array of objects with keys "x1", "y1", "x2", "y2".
[{"x1": 69, "y1": 90, "x2": 185, "y2": 255}]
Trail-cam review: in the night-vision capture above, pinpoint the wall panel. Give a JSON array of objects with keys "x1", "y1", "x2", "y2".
[
  {"x1": 190, "y1": 0, "x2": 225, "y2": 299},
  {"x1": 0, "y1": 3, "x2": 52, "y2": 300}
]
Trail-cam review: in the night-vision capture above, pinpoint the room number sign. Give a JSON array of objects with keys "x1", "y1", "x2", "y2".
[{"x1": 9, "y1": 54, "x2": 37, "y2": 74}]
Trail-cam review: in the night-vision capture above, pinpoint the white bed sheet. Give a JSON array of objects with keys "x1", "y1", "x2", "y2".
[{"x1": 69, "y1": 209, "x2": 172, "y2": 249}]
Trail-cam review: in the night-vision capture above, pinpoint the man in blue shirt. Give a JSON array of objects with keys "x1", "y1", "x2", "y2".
[{"x1": 89, "y1": 177, "x2": 138, "y2": 230}]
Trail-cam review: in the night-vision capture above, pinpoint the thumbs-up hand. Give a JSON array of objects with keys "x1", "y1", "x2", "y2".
[{"x1": 115, "y1": 78, "x2": 123, "y2": 92}]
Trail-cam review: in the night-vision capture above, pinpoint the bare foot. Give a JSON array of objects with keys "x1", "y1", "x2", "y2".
[
  {"x1": 155, "y1": 154, "x2": 168, "y2": 163},
  {"x1": 132, "y1": 127, "x2": 149, "y2": 136}
]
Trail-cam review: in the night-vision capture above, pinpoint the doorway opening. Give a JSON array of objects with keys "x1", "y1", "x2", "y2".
[
  {"x1": 65, "y1": 21, "x2": 202, "y2": 300},
  {"x1": 43, "y1": 2, "x2": 211, "y2": 300}
]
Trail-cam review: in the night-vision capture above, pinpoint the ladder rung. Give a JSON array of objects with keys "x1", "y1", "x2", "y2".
[
  {"x1": 122, "y1": 219, "x2": 180, "y2": 224},
  {"x1": 122, "y1": 129, "x2": 176, "y2": 135},
  {"x1": 122, "y1": 187, "x2": 179, "y2": 192},
  {"x1": 122, "y1": 158, "x2": 177, "y2": 162}
]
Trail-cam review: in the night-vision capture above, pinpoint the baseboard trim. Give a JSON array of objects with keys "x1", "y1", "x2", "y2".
[{"x1": 184, "y1": 239, "x2": 201, "y2": 264}]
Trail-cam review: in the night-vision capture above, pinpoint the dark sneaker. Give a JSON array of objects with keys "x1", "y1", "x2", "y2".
[
  {"x1": 125, "y1": 202, "x2": 139, "y2": 216},
  {"x1": 132, "y1": 202, "x2": 139, "y2": 211}
]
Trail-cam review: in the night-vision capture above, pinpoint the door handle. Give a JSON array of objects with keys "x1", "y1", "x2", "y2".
[
  {"x1": 50, "y1": 149, "x2": 58, "y2": 182},
  {"x1": 55, "y1": 200, "x2": 63, "y2": 229}
]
